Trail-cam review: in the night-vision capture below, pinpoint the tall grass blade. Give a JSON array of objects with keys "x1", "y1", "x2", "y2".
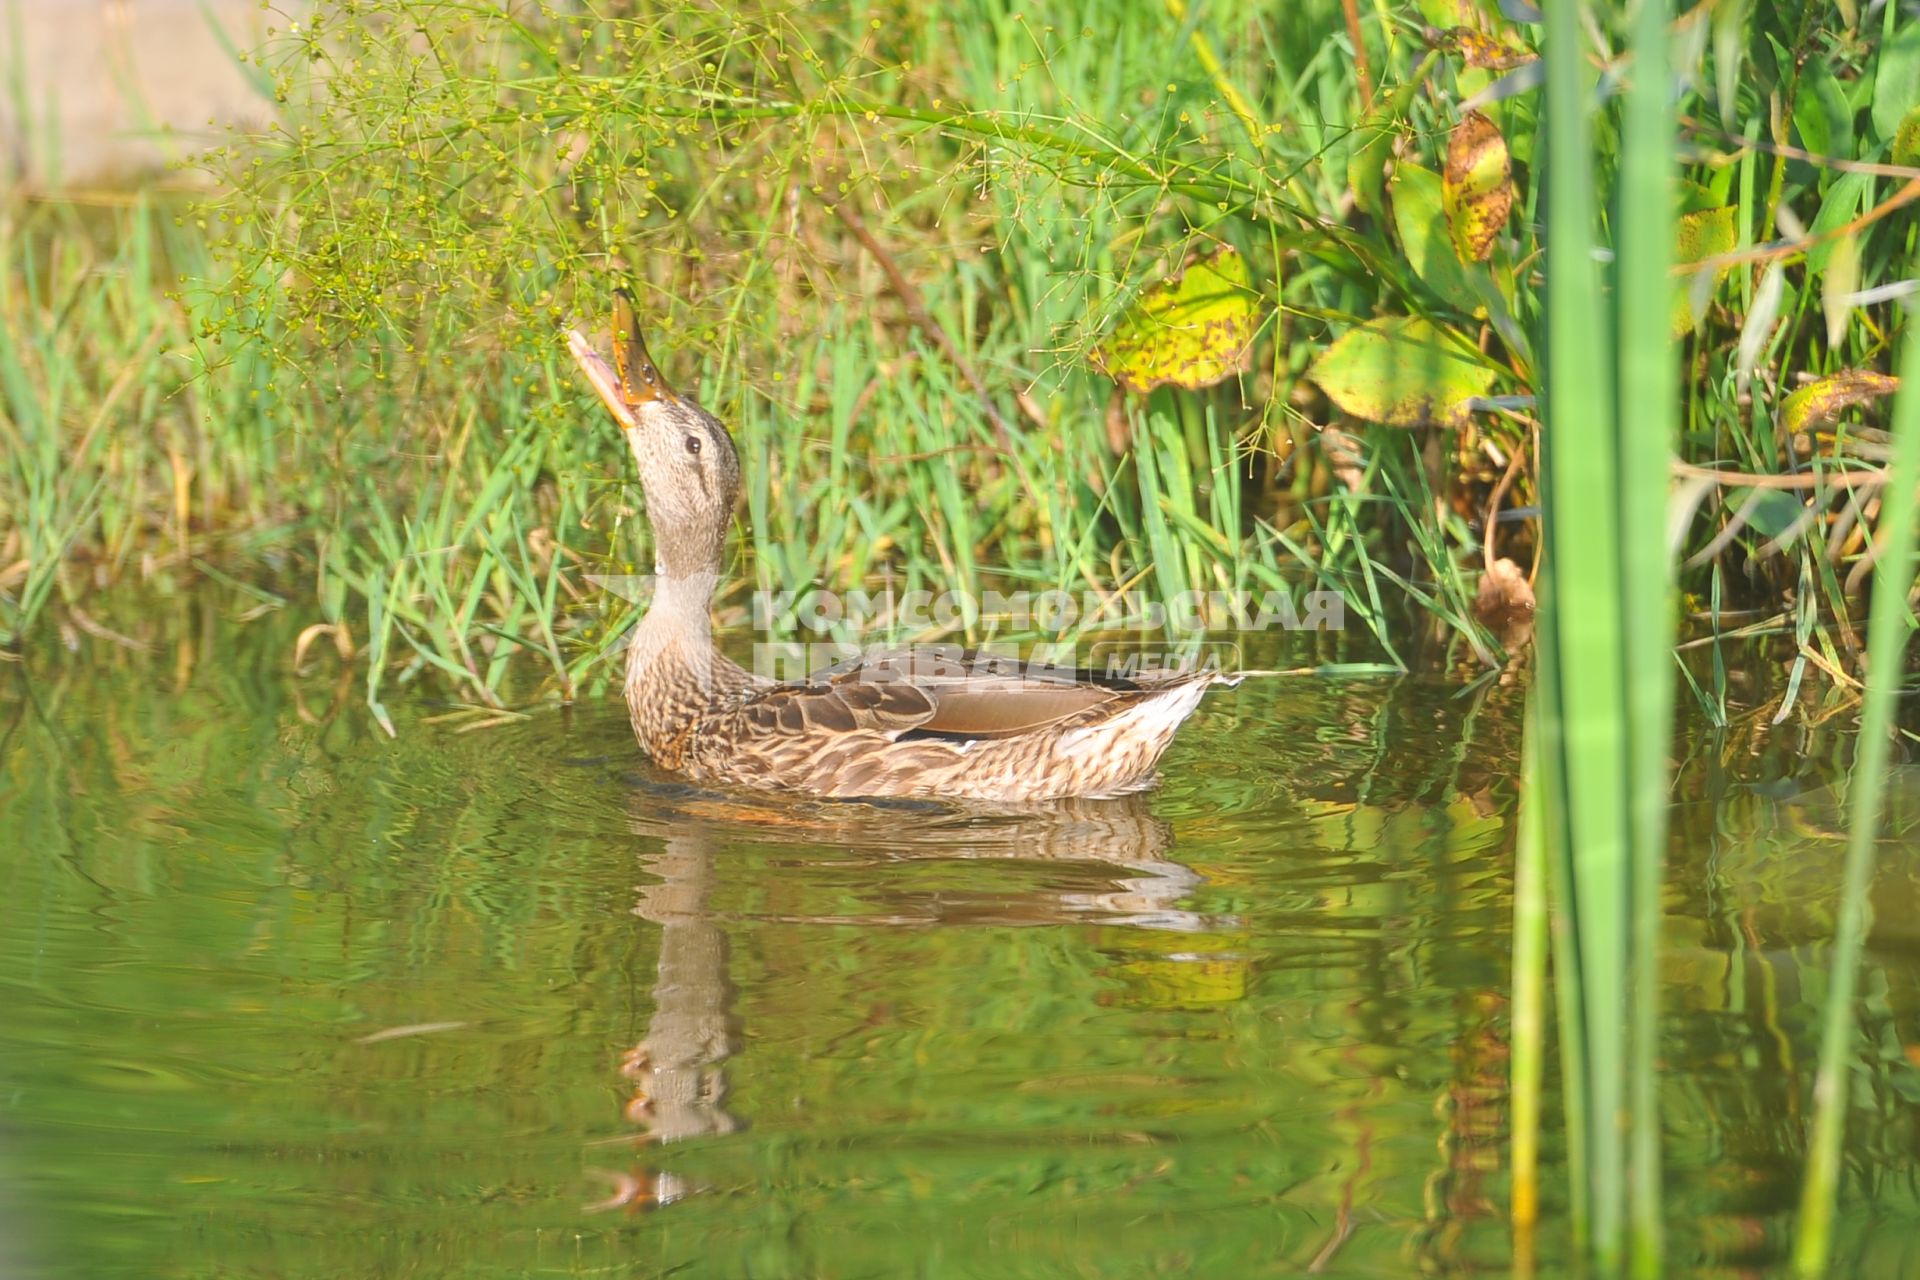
[
  {"x1": 1616, "y1": 0, "x2": 1680, "y2": 1271},
  {"x1": 1539, "y1": 0, "x2": 1630, "y2": 1264},
  {"x1": 1530, "y1": 0, "x2": 1688, "y2": 1267}
]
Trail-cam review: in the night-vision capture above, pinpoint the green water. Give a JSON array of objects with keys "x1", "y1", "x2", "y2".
[{"x1": 4, "y1": 601, "x2": 1920, "y2": 1278}]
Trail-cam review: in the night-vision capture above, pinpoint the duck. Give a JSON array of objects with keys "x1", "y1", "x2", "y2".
[{"x1": 566, "y1": 291, "x2": 1229, "y2": 802}]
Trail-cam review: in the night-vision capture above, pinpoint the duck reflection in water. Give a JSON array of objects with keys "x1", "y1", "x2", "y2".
[{"x1": 583, "y1": 780, "x2": 1228, "y2": 1212}]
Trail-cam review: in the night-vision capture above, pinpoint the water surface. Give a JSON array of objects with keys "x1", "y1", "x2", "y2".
[{"x1": 4, "y1": 597, "x2": 1919, "y2": 1277}]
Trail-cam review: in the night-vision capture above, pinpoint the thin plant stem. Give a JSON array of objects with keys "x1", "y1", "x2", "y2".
[{"x1": 1510, "y1": 708, "x2": 1550, "y2": 1238}]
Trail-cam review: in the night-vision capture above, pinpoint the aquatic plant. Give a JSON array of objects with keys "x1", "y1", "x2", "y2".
[
  {"x1": 1515, "y1": 0, "x2": 1680, "y2": 1268},
  {"x1": 1792, "y1": 310, "x2": 1920, "y2": 1278},
  {"x1": 1512, "y1": 1, "x2": 1920, "y2": 1275}
]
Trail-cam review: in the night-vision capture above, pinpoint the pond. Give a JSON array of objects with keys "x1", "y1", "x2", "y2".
[{"x1": 3, "y1": 594, "x2": 1918, "y2": 1278}]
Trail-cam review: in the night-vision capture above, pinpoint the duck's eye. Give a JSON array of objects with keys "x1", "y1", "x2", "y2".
[{"x1": 684, "y1": 435, "x2": 703, "y2": 456}]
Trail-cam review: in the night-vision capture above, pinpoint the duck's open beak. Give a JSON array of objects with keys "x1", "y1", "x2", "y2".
[
  {"x1": 567, "y1": 289, "x2": 678, "y2": 431},
  {"x1": 610, "y1": 289, "x2": 677, "y2": 407},
  {"x1": 567, "y1": 329, "x2": 637, "y2": 430}
]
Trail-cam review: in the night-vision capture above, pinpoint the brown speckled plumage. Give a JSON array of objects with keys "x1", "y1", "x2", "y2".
[{"x1": 569, "y1": 295, "x2": 1224, "y2": 802}]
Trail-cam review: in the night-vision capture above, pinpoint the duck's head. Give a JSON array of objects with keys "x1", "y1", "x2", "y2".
[{"x1": 568, "y1": 291, "x2": 741, "y2": 580}]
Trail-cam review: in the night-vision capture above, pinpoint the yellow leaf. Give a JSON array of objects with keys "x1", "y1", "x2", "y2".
[
  {"x1": 1092, "y1": 247, "x2": 1261, "y2": 394},
  {"x1": 1443, "y1": 110, "x2": 1513, "y2": 264},
  {"x1": 1895, "y1": 106, "x2": 1920, "y2": 168},
  {"x1": 1671, "y1": 206, "x2": 1738, "y2": 336},
  {"x1": 1777, "y1": 370, "x2": 1900, "y2": 440},
  {"x1": 1444, "y1": 26, "x2": 1537, "y2": 71}
]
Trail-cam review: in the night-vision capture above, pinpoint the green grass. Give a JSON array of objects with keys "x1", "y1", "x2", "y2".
[{"x1": 6, "y1": 0, "x2": 1913, "y2": 717}]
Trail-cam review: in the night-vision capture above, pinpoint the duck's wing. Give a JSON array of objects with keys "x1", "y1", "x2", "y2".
[
  {"x1": 722, "y1": 650, "x2": 1215, "y2": 797},
  {"x1": 737, "y1": 649, "x2": 1181, "y2": 744},
  {"x1": 735, "y1": 671, "x2": 939, "y2": 736},
  {"x1": 895, "y1": 675, "x2": 1131, "y2": 740}
]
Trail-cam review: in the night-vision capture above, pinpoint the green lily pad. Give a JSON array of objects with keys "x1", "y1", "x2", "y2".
[
  {"x1": 1092, "y1": 247, "x2": 1261, "y2": 394},
  {"x1": 1306, "y1": 315, "x2": 1498, "y2": 429}
]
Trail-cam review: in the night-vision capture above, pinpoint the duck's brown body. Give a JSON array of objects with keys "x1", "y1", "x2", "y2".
[
  {"x1": 571, "y1": 298, "x2": 1222, "y2": 803},
  {"x1": 625, "y1": 598, "x2": 1215, "y2": 801}
]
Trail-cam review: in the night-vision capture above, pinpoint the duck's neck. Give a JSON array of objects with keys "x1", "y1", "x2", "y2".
[{"x1": 624, "y1": 571, "x2": 753, "y2": 757}]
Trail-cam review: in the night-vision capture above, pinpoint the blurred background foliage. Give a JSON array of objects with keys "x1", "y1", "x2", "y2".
[{"x1": 2, "y1": 0, "x2": 1916, "y2": 719}]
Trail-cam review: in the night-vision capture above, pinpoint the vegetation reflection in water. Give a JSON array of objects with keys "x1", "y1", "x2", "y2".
[{"x1": 3, "y1": 600, "x2": 1920, "y2": 1278}]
